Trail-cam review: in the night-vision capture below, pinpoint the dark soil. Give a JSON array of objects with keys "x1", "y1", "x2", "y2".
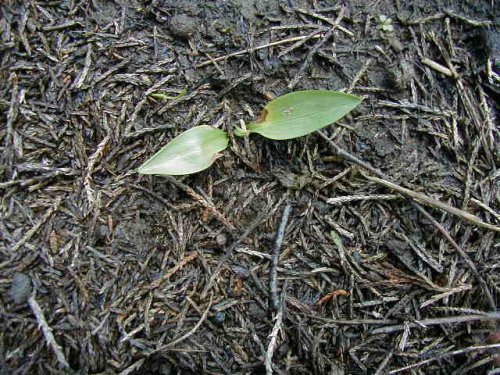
[{"x1": 1, "y1": 1, "x2": 499, "y2": 374}]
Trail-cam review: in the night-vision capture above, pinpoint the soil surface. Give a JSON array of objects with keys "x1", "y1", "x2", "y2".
[{"x1": 1, "y1": 1, "x2": 499, "y2": 374}]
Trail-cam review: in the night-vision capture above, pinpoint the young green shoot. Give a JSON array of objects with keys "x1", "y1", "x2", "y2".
[{"x1": 138, "y1": 90, "x2": 361, "y2": 176}]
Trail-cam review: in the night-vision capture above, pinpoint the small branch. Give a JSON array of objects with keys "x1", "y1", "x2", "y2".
[
  {"x1": 318, "y1": 130, "x2": 499, "y2": 232},
  {"x1": 152, "y1": 294, "x2": 213, "y2": 353},
  {"x1": 371, "y1": 312, "x2": 500, "y2": 335},
  {"x1": 11, "y1": 197, "x2": 62, "y2": 251},
  {"x1": 270, "y1": 204, "x2": 292, "y2": 312},
  {"x1": 201, "y1": 194, "x2": 289, "y2": 300},
  {"x1": 363, "y1": 174, "x2": 500, "y2": 233},
  {"x1": 125, "y1": 75, "x2": 174, "y2": 134},
  {"x1": 196, "y1": 34, "x2": 323, "y2": 68},
  {"x1": 327, "y1": 194, "x2": 400, "y2": 205},
  {"x1": 290, "y1": 29, "x2": 336, "y2": 89},
  {"x1": 3, "y1": 73, "x2": 19, "y2": 177},
  {"x1": 28, "y1": 296, "x2": 69, "y2": 369},
  {"x1": 265, "y1": 308, "x2": 284, "y2": 375},
  {"x1": 388, "y1": 343, "x2": 500, "y2": 374},
  {"x1": 265, "y1": 287, "x2": 287, "y2": 375},
  {"x1": 422, "y1": 57, "x2": 456, "y2": 78},
  {"x1": 318, "y1": 131, "x2": 498, "y2": 308},
  {"x1": 71, "y1": 43, "x2": 92, "y2": 89}
]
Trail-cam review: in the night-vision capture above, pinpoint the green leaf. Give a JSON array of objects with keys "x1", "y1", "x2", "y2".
[
  {"x1": 138, "y1": 125, "x2": 229, "y2": 175},
  {"x1": 247, "y1": 90, "x2": 361, "y2": 140}
]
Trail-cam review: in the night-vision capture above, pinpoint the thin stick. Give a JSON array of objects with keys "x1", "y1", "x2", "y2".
[
  {"x1": 196, "y1": 34, "x2": 323, "y2": 68},
  {"x1": 370, "y1": 312, "x2": 500, "y2": 335},
  {"x1": 11, "y1": 197, "x2": 62, "y2": 251},
  {"x1": 28, "y1": 296, "x2": 69, "y2": 369},
  {"x1": 265, "y1": 307, "x2": 284, "y2": 375},
  {"x1": 294, "y1": 7, "x2": 354, "y2": 37},
  {"x1": 422, "y1": 57, "x2": 456, "y2": 78},
  {"x1": 200, "y1": 194, "x2": 289, "y2": 300},
  {"x1": 289, "y1": 8, "x2": 345, "y2": 89},
  {"x1": 125, "y1": 75, "x2": 174, "y2": 134},
  {"x1": 288, "y1": 26, "x2": 337, "y2": 89},
  {"x1": 388, "y1": 343, "x2": 500, "y2": 374},
  {"x1": 152, "y1": 294, "x2": 213, "y2": 353},
  {"x1": 72, "y1": 43, "x2": 92, "y2": 89},
  {"x1": 3, "y1": 73, "x2": 19, "y2": 177},
  {"x1": 364, "y1": 174, "x2": 500, "y2": 233},
  {"x1": 327, "y1": 194, "x2": 400, "y2": 205},
  {"x1": 319, "y1": 132, "x2": 499, "y2": 232},
  {"x1": 270, "y1": 204, "x2": 292, "y2": 312}
]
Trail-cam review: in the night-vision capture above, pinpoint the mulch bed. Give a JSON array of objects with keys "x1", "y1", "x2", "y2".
[{"x1": 1, "y1": 1, "x2": 499, "y2": 374}]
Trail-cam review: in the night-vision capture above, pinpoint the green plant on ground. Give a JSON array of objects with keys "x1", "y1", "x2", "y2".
[
  {"x1": 377, "y1": 15, "x2": 394, "y2": 33},
  {"x1": 138, "y1": 90, "x2": 361, "y2": 176}
]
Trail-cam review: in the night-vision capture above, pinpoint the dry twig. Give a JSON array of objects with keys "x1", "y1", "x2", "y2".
[
  {"x1": 28, "y1": 296, "x2": 69, "y2": 369},
  {"x1": 270, "y1": 204, "x2": 292, "y2": 312}
]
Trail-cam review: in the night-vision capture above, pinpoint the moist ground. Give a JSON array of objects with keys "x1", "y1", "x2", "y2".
[{"x1": 1, "y1": 1, "x2": 499, "y2": 374}]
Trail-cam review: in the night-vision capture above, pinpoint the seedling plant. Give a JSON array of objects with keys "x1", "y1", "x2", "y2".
[{"x1": 138, "y1": 90, "x2": 361, "y2": 176}]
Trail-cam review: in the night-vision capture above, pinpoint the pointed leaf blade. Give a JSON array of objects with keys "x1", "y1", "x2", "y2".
[
  {"x1": 138, "y1": 125, "x2": 229, "y2": 175},
  {"x1": 247, "y1": 90, "x2": 361, "y2": 140}
]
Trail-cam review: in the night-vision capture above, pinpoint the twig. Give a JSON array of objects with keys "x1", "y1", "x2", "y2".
[
  {"x1": 278, "y1": 29, "x2": 326, "y2": 58},
  {"x1": 289, "y1": 8, "x2": 348, "y2": 89},
  {"x1": 11, "y1": 197, "x2": 62, "y2": 251},
  {"x1": 18, "y1": 7, "x2": 31, "y2": 56},
  {"x1": 125, "y1": 75, "x2": 174, "y2": 134},
  {"x1": 265, "y1": 308, "x2": 283, "y2": 375},
  {"x1": 327, "y1": 194, "x2": 400, "y2": 205},
  {"x1": 375, "y1": 351, "x2": 394, "y2": 375},
  {"x1": 43, "y1": 20, "x2": 83, "y2": 31},
  {"x1": 28, "y1": 296, "x2": 69, "y2": 369},
  {"x1": 124, "y1": 123, "x2": 177, "y2": 139},
  {"x1": 444, "y1": 10, "x2": 492, "y2": 27},
  {"x1": 151, "y1": 294, "x2": 213, "y2": 353},
  {"x1": 200, "y1": 193, "x2": 289, "y2": 300},
  {"x1": 270, "y1": 204, "x2": 292, "y2": 312},
  {"x1": 130, "y1": 184, "x2": 178, "y2": 211},
  {"x1": 3, "y1": 73, "x2": 19, "y2": 177},
  {"x1": 422, "y1": 57, "x2": 456, "y2": 78},
  {"x1": 371, "y1": 312, "x2": 500, "y2": 335},
  {"x1": 118, "y1": 359, "x2": 146, "y2": 375},
  {"x1": 363, "y1": 173, "x2": 500, "y2": 233},
  {"x1": 84, "y1": 135, "x2": 110, "y2": 208},
  {"x1": 388, "y1": 343, "x2": 500, "y2": 374},
  {"x1": 348, "y1": 58, "x2": 373, "y2": 93},
  {"x1": 419, "y1": 284, "x2": 472, "y2": 309},
  {"x1": 290, "y1": 27, "x2": 337, "y2": 89},
  {"x1": 265, "y1": 292, "x2": 286, "y2": 375},
  {"x1": 196, "y1": 34, "x2": 324, "y2": 68},
  {"x1": 94, "y1": 57, "x2": 131, "y2": 84},
  {"x1": 462, "y1": 138, "x2": 481, "y2": 209},
  {"x1": 320, "y1": 124, "x2": 499, "y2": 233},
  {"x1": 72, "y1": 43, "x2": 92, "y2": 89},
  {"x1": 307, "y1": 315, "x2": 397, "y2": 325},
  {"x1": 471, "y1": 198, "x2": 500, "y2": 223},
  {"x1": 294, "y1": 7, "x2": 354, "y2": 37},
  {"x1": 317, "y1": 130, "x2": 388, "y2": 177}
]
